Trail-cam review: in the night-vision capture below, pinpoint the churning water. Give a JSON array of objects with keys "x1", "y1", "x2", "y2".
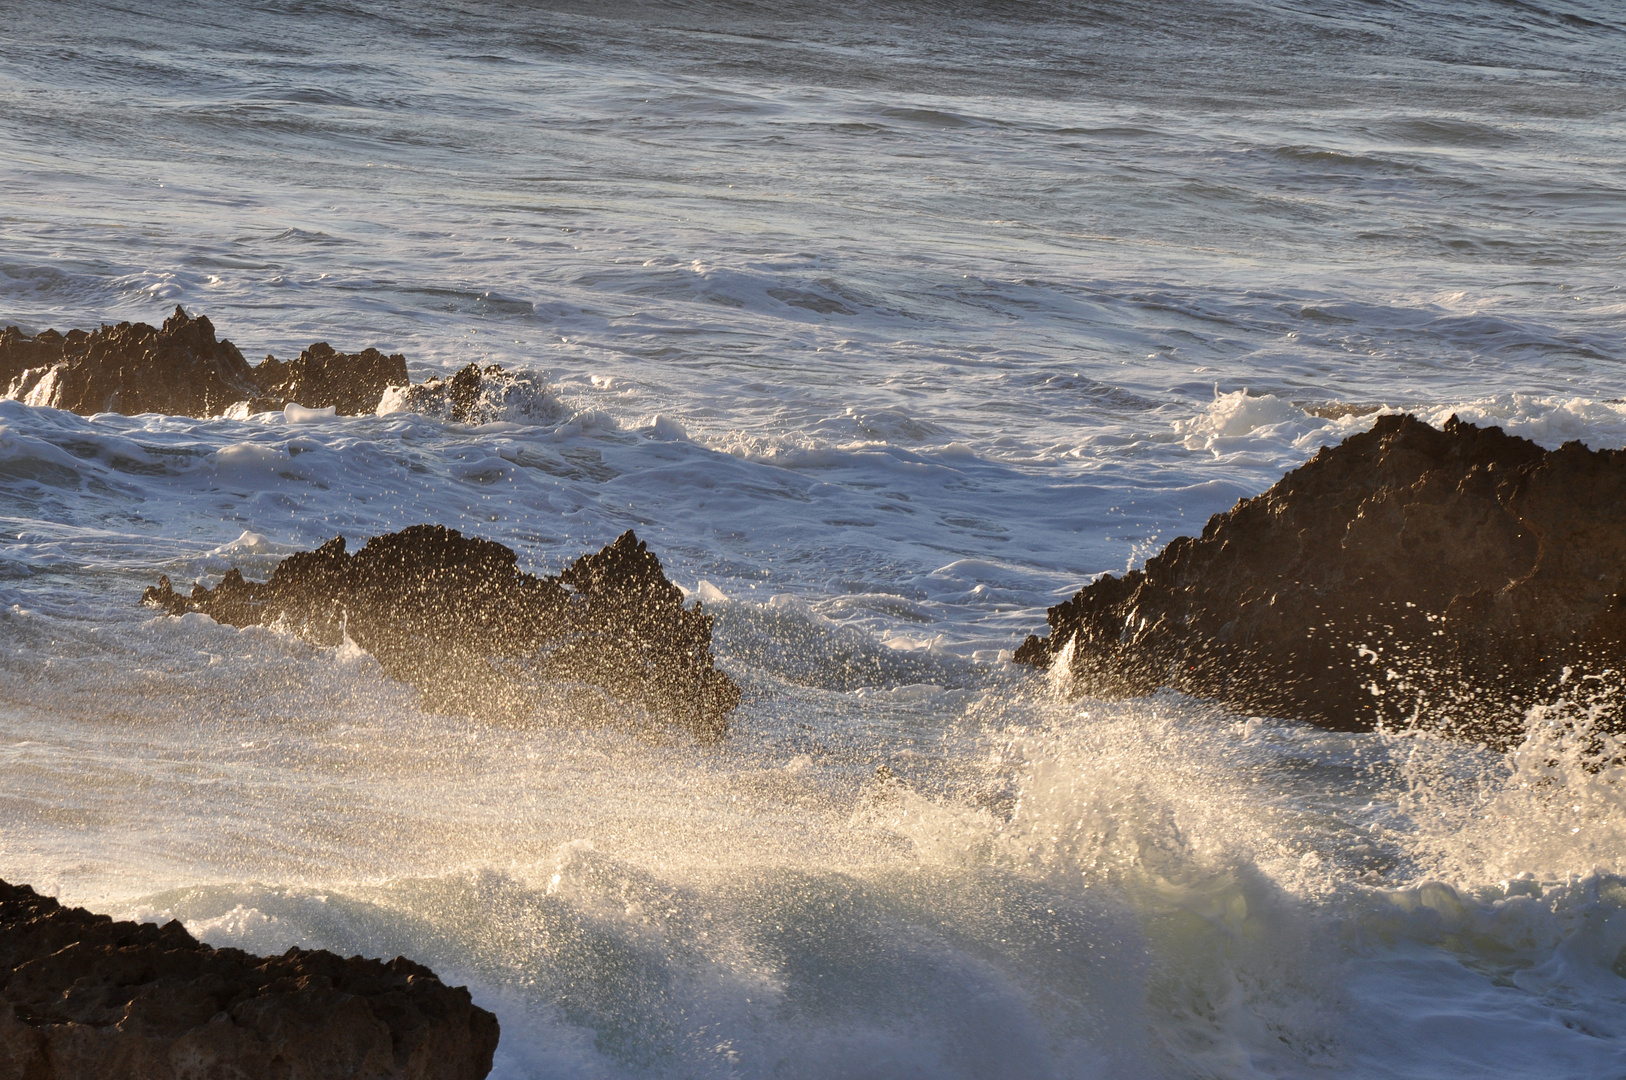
[{"x1": 2, "y1": 0, "x2": 1625, "y2": 1075}]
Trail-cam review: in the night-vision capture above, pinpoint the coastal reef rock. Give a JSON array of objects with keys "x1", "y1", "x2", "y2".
[
  {"x1": 0, "y1": 307, "x2": 407, "y2": 417},
  {"x1": 143, "y1": 526, "x2": 741, "y2": 740},
  {"x1": 1015, "y1": 414, "x2": 1626, "y2": 745},
  {"x1": 241, "y1": 340, "x2": 410, "y2": 417},
  {"x1": 0, "y1": 879, "x2": 498, "y2": 1080}
]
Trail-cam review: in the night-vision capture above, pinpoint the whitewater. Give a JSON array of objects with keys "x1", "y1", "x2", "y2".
[{"x1": 2, "y1": 0, "x2": 1625, "y2": 1075}]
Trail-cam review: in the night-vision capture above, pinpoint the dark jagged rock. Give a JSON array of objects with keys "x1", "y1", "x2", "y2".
[
  {"x1": 143, "y1": 526, "x2": 741, "y2": 740},
  {"x1": 244, "y1": 340, "x2": 409, "y2": 416},
  {"x1": 1015, "y1": 414, "x2": 1626, "y2": 746},
  {"x1": 0, "y1": 307, "x2": 261, "y2": 417},
  {"x1": 0, "y1": 878, "x2": 498, "y2": 1080},
  {"x1": 0, "y1": 307, "x2": 408, "y2": 417}
]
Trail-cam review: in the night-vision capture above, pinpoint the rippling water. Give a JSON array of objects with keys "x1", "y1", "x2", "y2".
[{"x1": 2, "y1": 1, "x2": 1625, "y2": 1076}]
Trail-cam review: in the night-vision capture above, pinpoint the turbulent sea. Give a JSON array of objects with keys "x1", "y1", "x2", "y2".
[{"x1": 3, "y1": 0, "x2": 1626, "y2": 1075}]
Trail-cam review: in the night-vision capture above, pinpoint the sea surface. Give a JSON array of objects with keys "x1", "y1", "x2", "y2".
[{"x1": 2, "y1": 0, "x2": 1625, "y2": 1076}]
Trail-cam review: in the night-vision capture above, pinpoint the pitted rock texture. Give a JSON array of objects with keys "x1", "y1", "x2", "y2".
[
  {"x1": 0, "y1": 307, "x2": 407, "y2": 418},
  {"x1": 243, "y1": 340, "x2": 409, "y2": 416},
  {"x1": 0, "y1": 879, "x2": 498, "y2": 1080},
  {"x1": 0, "y1": 307, "x2": 261, "y2": 417},
  {"x1": 143, "y1": 526, "x2": 741, "y2": 741},
  {"x1": 1015, "y1": 414, "x2": 1626, "y2": 745}
]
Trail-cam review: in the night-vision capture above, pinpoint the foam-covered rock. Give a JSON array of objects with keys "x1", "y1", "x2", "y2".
[
  {"x1": 1015, "y1": 414, "x2": 1626, "y2": 745},
  {"x1": 143, "y1": 526, "x2": 740, "y2": 740},
  {"x1": 378, "y1": 362, "x2": 564, "y2": 425},
  {"x1": 0, "y1": 878, "x2": 498, "y2": 1080}
]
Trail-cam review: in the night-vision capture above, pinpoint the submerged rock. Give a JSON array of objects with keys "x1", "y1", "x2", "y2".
[
  {"x1": 143, "y1": 526, "x2": 741, "y2": 740},
  {"x1": 378, "y1": 362, "x2": 564, "y2": 425},
  {"x1": 1015, "y1": 414, "x2": 1626, "y2": 745},
  {"x1": 0, "y1": 878, "x2": 498, "y2": 1080},
  {"x1": 0, "y1": 307, "x2": 407, "y2": 418}
]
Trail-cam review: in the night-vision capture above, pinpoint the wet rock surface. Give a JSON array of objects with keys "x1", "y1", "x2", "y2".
[
  {"x1": 0, "y1": 307, "x2": 262, "y2": 417},
  {"x1": 144, "y1": 526, "x2": 741, "y2": 740},
  {"x1": 242, "y1": 340, "x2": 409, "y2": 416},
  {"x1": 1, "y1": 307, "x2": 408, "y2": 418},
  {"x1": 1015, "y1": 414, "x2": 1626, "y2": 746},
  {"x1": 0, "y1": 878, "x2": 498, "y2": 1080}
]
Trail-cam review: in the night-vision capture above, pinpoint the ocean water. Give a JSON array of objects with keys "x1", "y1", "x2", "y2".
[{"x1": 3, "y1": 0, "x2": 1626, "y2": 1075}]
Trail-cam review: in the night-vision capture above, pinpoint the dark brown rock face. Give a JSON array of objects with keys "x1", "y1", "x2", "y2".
[
  {"x1": 0, "y1": 307, "x2": 261, "y2": 417},
  {"x1": 1014, "y1": 414, "x2": 1626, "y2": 745},
  {"x1": 0, "y1": 307, "x2": 407, "y2": 418},
  {"x1": 143, "y1": 526, "x2": 741, "y2": 741},
  {"x1": 246, "y1": 341, "x2": 409, "y2": 416},
  {"x1": 0, "y1": 879, "x2": 498, "y2": 1080}
]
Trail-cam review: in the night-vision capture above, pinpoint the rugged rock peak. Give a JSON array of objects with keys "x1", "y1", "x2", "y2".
[
  {"x1": 160, "y1": 304, "x2": 219, "y2": 347},
  {"x1": 0, "y1": 306, "x2": 260, "y2": 416},
  {"x1": 248, "y1": 340, "x2": 409, "y2": 415},
  {"x1": 450, "y1": 362, "x2": 485, "y2": 419},
  {"x1": 1015, "y1": 413, "x2": 1626, "y2": 747},
  {"x1": 560, "y1": 529, "x2": 683, "y2": 610},
  {"x1": 143, "y1": 526, "x2": 741, "y2": 740},
  {"x1": 0, "y1": 878, "x2": 499, "y2": 1080}
]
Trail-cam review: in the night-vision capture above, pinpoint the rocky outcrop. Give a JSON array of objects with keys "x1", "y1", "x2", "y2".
[
  {"x1": 143, "y1": 526, "x2": 741, "y2": 741},
  {"x1": 243, "y1": 341, "x2": 409, "y2": 416},
  {"x1": 0, "y1": 308, "x2": 261, "y2": 417},
  {"x1": 1015, "y1": 414, "x2": 1626, "y2": 745},
  {"x1": 0, "y1": 878, "x2": 498, "y2": 1080},
  {"x1": 0, "y1": 307, "x2": 407, "y2": 418}
]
